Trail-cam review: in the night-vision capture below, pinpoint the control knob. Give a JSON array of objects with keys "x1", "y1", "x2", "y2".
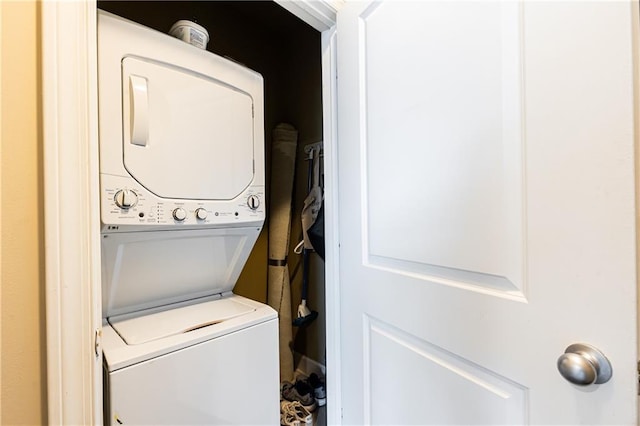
[
  {"x1": 172, "y1": 207, "x2": 187, "y2": 222},
  {"x1": 114, "y1": 189, "x2": 138, "y2": 209},
  {"x1": 195, "y1": 208, "x2": 208, "y2": 221},
  {"x1": 247, "y1": 195, "x2": 260, "y2": 210}
]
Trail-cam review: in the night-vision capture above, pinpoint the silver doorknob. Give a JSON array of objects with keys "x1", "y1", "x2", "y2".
[{"x1": 557, "y1": 343, "x2": 612, "y2": 386}]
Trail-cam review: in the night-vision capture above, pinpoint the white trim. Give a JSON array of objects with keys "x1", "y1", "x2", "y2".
[
  {"x1": 42, "y1": 1, "x2": 102, "y2": 424},
  {"x1": 275, "y1": 0, "x2": 343, "y2": 32},
  {"x1": 321, "y1": 25, "x2": 342, "y2": 426},
  {"x1": 633, "y1": 5, "x2": 640, "y2": 424},
  {"x1": 43, "y1": 1, "x2": 339, "y2": 424}
]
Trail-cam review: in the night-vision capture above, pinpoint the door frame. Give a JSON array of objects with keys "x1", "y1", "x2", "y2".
[{"x1": 41, "y1": 1, "x2": 342, "y2": 424}]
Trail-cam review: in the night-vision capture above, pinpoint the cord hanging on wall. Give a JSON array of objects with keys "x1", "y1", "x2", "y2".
[{"x1": 293, "y1": 142, "x2": 323, "y2": 327}]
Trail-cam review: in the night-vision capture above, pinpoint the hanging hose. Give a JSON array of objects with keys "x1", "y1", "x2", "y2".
[
  {"x1": 293, "y1": 245, "x2": 318, "y2": 327},
  {"x1": 293, "y1": 146, "x2": 321, "y2": 327}
]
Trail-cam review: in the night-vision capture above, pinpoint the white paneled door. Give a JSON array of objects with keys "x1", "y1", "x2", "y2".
[{"x1": 336, "y1": 1, "x2": 638, "y2": 424}]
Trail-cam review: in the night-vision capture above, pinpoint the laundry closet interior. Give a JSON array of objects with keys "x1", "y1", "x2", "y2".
[{"x1": 97, "y1": 0, "x2": 326, "y2": 423}]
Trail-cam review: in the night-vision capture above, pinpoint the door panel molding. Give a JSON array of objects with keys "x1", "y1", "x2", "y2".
[
  {"x1": 364, "y1": 316, "x2": 528, "y2": 425},
  {"x1": 368, "y1": 255, "x2": 526, "y2": 301},
  {"x1": 359, "y1": 1, "x2": 528, "y2": 300}
]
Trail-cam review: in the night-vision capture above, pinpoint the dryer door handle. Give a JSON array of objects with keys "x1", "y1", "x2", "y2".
[{"x1": 129, "y1": 75, "x2": 149, "y2": 147}]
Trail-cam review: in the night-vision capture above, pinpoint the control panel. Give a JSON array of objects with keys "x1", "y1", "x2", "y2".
[{"x1": 101, "y1": 174, "x2": 265, "y2": 232}]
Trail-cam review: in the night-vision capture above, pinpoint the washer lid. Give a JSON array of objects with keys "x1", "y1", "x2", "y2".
[
  {"x1": 122, "y1": 56, "x2": 255, "y2": 200},
  {"x1": 101, "y1": 227, "x2": 261, "y2": 318},
  {"x1": 109, "y1": 297, "x2": 256, "y2": 345}
]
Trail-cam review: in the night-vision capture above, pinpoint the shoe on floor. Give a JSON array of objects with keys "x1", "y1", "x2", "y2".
[
  {"x1": 280, "y1": 409, "x2": 301, "y2": 426},
  {"x1": 281, "y1": 381, "x2": 317, "y2": 412},
  {"x1": 294, "y1": 373, "x2": 326, "y2": 407},
  {"x1": 308, "y1": 373, "x2": 326, "y2": 407},
  {"x1": 280, "y1": 400, "x2": 312, "y2": 426}
]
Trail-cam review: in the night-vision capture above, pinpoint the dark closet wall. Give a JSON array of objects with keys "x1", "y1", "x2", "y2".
[{"x1": 98, "y1": 1, "x2": 326, "y2": 364}]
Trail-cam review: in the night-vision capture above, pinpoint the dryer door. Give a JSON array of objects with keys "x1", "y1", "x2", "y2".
[{"x1": 121, "y1": 57, "x2": 255, "y2": 200}]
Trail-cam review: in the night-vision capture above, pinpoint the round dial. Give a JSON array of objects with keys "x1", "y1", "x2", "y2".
[
  {"x1": 114, "y1": 189, "x2": 138, "y2": 209},
  {"x1": 172, "y1": 207, "x2": 187, "y2": 222},
  {"x1": 247, "y1": 195, "x2": 260, "y2": 210},
  {"x1": 195, "y1": 208, "x2": 208, "y2": 221}
]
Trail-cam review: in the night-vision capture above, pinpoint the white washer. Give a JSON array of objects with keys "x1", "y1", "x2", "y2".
[{"x1": 98, "y1": 11, "x2": 278, "y2": 425}]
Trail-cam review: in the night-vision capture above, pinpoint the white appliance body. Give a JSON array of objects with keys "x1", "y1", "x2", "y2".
[
  {"x1": 102, "y1": 295, "x2": 278, "y2": 426},
  {"x1": 98, "y1": 11, "x2": 278, "y2": 425},
  {"x1": 99, "y1": 11, "x2": 265, "y2": 233}
]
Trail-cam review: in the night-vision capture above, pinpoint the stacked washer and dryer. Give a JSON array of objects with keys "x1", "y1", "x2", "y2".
[{"x1": 98, "y1": 11, "x2": 279, "y2": 425}]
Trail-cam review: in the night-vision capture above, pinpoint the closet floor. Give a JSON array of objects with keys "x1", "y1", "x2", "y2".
[{"x1": 313, "y1": 404, "x2": 326, "y2": 426}]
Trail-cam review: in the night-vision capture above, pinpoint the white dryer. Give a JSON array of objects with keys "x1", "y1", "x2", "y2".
[{"x1": 97, "y1": 11, "x2": 278, "y2": 425}]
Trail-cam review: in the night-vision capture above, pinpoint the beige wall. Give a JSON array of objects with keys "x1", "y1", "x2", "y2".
[{"x1": 0, "y1": 1, "x2": 47, "y2": 424}]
